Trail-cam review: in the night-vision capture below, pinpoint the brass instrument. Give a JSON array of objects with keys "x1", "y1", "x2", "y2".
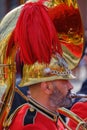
[
  {"x1": 58, "y1": 107, "x2": 87, "y2": 130},
  {"x1": 0, "y1": 64, "x2": 16, "y2": 130},
  {"x1": 71, "y1": 93, "x2": 87, "y2": 99},
  {"x1": 0, "y1": 0, "x2": 86, "y2": 130}
]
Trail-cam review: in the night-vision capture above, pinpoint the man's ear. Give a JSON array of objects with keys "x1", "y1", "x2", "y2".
[{"x1": 41, "y1": 82, "x2": 53, "y2": 95}]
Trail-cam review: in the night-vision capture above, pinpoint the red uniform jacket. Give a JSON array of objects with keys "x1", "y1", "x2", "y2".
[
  {"x1": 68, "y1": 101, "x2": 87, "y2": 130},
  {"x1": 8, "y1": 98, "x2": 64, "y2": 130}
]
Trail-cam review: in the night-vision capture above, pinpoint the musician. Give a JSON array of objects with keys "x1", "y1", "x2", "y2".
[
  {"x1": 0, "y1": 0, "x2": 84, "y2": 130},
  {"x1": 2, "y1": 1, "x2": 76, "y2": 130}
]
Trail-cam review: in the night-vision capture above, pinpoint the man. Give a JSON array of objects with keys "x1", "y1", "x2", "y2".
[
  {"x1": 9, "y1": 80, "x2": 73, "y2": 130},
  {"x1": 0, "y1": 1, "x2": 83, "y2": 130}
]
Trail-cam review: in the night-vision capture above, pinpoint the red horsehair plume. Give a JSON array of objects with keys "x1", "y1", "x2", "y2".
[{"x1": 6, "y1": 1, "x2": 62, "y2": 65}]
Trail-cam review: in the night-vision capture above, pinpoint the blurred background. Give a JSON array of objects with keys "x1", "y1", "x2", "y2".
[
  {"x1": 0, "y1": 0, "x2": 87, "y2": 93},
  {"x1": 0, "y1": 0, "x2": 20, "y2": 20}
]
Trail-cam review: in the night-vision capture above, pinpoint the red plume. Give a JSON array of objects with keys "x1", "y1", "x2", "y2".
[{"x1": 14, "y1": 2, "x2": 62, "y2": 65}]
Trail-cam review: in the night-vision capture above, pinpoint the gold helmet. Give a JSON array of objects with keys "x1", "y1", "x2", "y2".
[{"x1": 19, "y1": 53, "x2": 75, "y2": 86}]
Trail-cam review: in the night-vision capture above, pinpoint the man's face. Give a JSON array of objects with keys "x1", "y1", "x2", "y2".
[{"x1": 49, "y1": 80, "x2": 73, "y2": 109}]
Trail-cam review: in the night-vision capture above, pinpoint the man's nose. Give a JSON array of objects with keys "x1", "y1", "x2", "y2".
[{"x1": 68, "y1": 82, "x2": 73, "y2": 90}]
